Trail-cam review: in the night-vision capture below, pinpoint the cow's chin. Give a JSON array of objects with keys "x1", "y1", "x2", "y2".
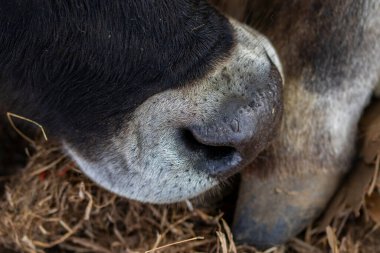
[{"x1": 65, "y1": 143, "x2": 221, "y2": 204}]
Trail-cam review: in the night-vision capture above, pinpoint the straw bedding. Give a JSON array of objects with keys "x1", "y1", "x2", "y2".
[{"x1": 0, "y1": 97, "x2": 379, "y2": 253}]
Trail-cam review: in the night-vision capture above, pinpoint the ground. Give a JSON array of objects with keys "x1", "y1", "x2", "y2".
[{"x1": 0, "y1": 96, "x2": 379, "y2": 253}]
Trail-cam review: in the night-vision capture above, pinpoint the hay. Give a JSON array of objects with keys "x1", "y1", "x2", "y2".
[
  {"x1": 1, "y1": 100, "x2": 379, "y2": 253},
  {"x1": 0, "y1": 143, "x2": 234, "y2": 253},
  {"x1": 0, "y1": 97, "x2": 380, "y2": 253}
]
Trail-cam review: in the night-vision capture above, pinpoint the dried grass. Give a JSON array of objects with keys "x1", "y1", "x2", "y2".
[
  {"x1": 0, "y1": 94, "x2": 380, "y2": 253},
  {"x1": 0, "y1": 140, "x2": 257, "y2": 253},
  {"x1": 1, "y1": 97, "x2": 380, "y2": 253}
]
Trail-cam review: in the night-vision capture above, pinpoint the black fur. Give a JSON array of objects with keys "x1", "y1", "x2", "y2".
[{"x1": 0, "y1": 0, "x2": 234, "y2": 147}]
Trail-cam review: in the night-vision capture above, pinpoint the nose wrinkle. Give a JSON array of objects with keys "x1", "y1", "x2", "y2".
[{"x1": 230, "y1": 118, "x2": 240, "y2": 132}]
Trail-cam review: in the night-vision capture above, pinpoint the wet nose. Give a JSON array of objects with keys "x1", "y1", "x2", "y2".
[
  {"x1": 179, "y1": 60, "x2": 283, "y2": 179},
  {"x1": 189, "y1": 99, "x2": 256, "y2": 150},
  {"x1": 182, "y1": 95, "x2": 282, "y2": 178}
]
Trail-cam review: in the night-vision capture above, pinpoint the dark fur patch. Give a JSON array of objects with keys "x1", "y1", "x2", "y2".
[{"x1": 0, "y1": 0, "x2": 234, "y2": 146}]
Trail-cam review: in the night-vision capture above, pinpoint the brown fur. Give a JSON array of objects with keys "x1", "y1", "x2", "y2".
[
  {"x1": 242, "y1": 0, "x2": 380, "y2": 177},
  {"x1": 232, "y1": 1, "x2": 380, "y2": 247}
]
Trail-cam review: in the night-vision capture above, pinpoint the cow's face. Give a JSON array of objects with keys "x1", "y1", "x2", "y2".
[
  {"x1": 66, "y1": 21, "x2": 283, "y2": 203},
  {"x1": 1, "y1": 1, "x2": 282, "y2": 203}
]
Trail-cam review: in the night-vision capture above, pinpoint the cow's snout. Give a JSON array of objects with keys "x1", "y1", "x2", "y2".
[
  {"x1": 66, "y1": 19, "x2": 284, "y2": 204},
  {"x1": 181, "y1": 127, "x2": 243, "y2": 178},
  {"x1": 183, "y1": 97, "x2": 274, "y2": 178},
  {"x1": 189, "y1": 100, "x2": 257, "y2": 150}
]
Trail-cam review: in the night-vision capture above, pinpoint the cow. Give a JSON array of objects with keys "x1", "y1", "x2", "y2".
[
  {"x1": 230, "y1": 0, "x2": 380, "y2": 248},
  {"x1": 0, "y1": 0, "x2": 379, "y2": 250}
]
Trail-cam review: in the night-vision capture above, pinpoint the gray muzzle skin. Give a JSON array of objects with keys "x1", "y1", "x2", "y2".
[{"x1": 187, "y1": 63, "x2": 284, "y2": 180}]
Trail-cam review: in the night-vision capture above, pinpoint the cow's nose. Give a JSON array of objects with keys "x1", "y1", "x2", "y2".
[
  {"x1": 181, "y1": 127, "x2": 244, "y2": 178},
  {"x1": 177, "y1": 60, "x2": 283, "y2": 179},
  {"x1": 189, "y1": 101, "x2": 255, "y2": 150},
  {"x1": 181, "y1": 97, "x2": 278, "y2": 178}
]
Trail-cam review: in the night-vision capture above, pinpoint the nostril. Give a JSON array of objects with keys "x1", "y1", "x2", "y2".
[
  {"x1": 180, "y1": 129, "x2": 242, "y2": 177},
  {"x1": 181, "y1": 129, "x2": 235, "y2": 160}
]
